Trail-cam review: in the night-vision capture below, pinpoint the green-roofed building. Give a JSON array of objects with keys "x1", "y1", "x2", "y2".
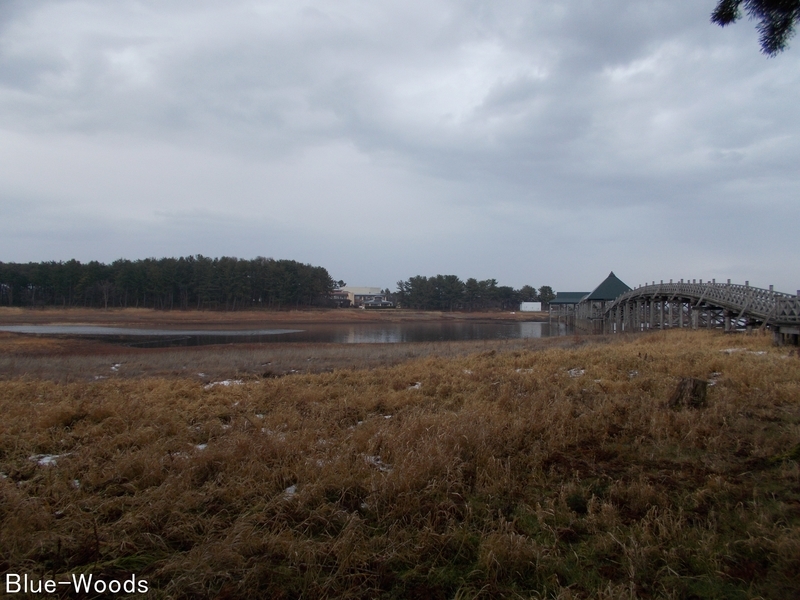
[
  {"x1": 549, "y1": 291, "x2": 590, "y2": 322},
  {"x1": 550, "y1": 292, "x2": 590, "y2": 305},
  {"x1": 584, "y1": 271, "x2": 631, "y2": 301},
  {"x1": 576, "y1": 272, "x2": 631, "y2": 333}
]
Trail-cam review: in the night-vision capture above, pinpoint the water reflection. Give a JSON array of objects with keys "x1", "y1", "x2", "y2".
[{"x1": 0, "y1": 321, "x2": 571, "y2": 348}]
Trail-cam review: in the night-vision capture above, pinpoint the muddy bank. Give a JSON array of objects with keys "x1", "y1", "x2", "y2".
[{"x1": 0, "y1": 307, "x2": 545, "y2": 328}]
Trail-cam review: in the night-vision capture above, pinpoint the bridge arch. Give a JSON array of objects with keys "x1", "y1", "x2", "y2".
[{"x1": 598, "y1": 280, "x2": 800, "y2": 344}]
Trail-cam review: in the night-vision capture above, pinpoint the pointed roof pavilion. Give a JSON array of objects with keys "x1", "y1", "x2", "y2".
[{"x1": 585, "y1": 272, "x2": 631, "y2": 301}]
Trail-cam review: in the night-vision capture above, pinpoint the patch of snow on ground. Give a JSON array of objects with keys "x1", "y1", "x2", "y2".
[
  {"x1": 364, "y1": 455, "x2": 393, "y2": 473},
  {"x1": 29, "y1": 453, "x2": 70, "y2": 466},
  {"x1": 111, "y1": 363, "x2": 121, "y2": 371},
  {"x1": 568, "y1": 368, "x2": 585, "y2": 378},
  {"x1": 408, "y1": 382, "x2": 422, "y2": 390},
  {"x1": 283, "y1": 484, "x2": 297, "y2": 499},
  {"x1": 195, "y1": 444, "x2": 208, "y2": 451},
  {"x1": 204, "y1": 379, "x2": 244, "y2": 390}
]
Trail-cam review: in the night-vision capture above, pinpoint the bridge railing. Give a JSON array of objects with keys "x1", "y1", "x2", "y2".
[{"x1": 604, "y1": 282, "x2": 800, "y2": 325}]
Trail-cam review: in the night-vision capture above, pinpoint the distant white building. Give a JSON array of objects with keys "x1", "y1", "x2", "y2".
[{"x1": 520, "y1": 302, "x2": 542, "y2": 312}]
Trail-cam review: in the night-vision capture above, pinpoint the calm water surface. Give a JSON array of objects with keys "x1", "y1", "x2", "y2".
[{"x1": 0, "y1": 321, "x2": 571, "y2": 347}]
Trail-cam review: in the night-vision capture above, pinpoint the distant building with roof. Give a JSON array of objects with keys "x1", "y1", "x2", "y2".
[
  {"x1": 341, "y1": 287, "x2": 393, "y2": 308},
  {"x1": 576, "y1": 272, "x2": 631, "y2": 332},
  {"x1": 550, "y1": 292, "x2": 591, "y2": 306},
  {"x1": 549, "y1": 291, "x2": 591, "y2": 322}
]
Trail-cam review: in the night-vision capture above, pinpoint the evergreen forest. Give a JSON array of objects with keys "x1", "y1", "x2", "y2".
[
  {"x1": 395, "y1": 275, "x2": 554, "y2": 311},
  {"x1": 0, "y1": 256, "x2": 335, "y2": 310}
]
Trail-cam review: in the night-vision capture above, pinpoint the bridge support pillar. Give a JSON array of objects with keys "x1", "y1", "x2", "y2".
[
  {"x1": 659, "y1": 301, "x2": 665, "y2": 329},
  {"x1": 724, "y1": 311, "x2": 731, "y2": 332}
]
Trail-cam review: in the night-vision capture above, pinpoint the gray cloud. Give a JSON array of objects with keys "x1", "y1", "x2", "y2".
[{"x1": 0, "y1": 1, "x2": 798, "y2": 292}]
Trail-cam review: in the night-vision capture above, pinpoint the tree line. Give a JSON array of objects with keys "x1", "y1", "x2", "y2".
[
  {"x1": 394, "y1": 275, "x2": 555, "y2": 311},
  {"x1": 0, "y1": 256, "x2": 337, "y2": 310}
]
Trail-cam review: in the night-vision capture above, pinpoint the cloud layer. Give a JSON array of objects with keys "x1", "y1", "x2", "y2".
[{"x1": 1, "y1": 0, "x2": 798, "y2": 292}]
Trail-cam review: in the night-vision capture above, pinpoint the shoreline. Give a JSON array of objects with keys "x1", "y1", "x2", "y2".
[{"x1": 0, "y1": 306, "x2": 547, "y2": 328}]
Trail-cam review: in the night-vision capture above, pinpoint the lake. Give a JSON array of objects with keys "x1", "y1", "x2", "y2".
[{"x1": 0, "y1": 321, "x2": 571, "y2": 347}]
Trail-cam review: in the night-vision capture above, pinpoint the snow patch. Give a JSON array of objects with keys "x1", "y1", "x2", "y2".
[
  {"x1": 204, "y1": 379, "x2": 244, "y2": 390},
  {"x1": 364, "y1": 455, "x2": 393, "y2": 473},
  {"x1": 30, "y1": 453, "x2": 70, "y2": 466}
]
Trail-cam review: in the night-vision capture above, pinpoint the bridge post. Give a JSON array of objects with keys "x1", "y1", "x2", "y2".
[
  {"x1": 629, "y1": 300, "x2": 635, "y2": 332},
  {"x1": 636, "y1": 300, "x2": 642, "y2": 331},
  {"x1": 678, "y1": 301, "x2": 684, "y2": 328},
  {"x1": 724, "y1": 310, "x2": 731, "y2": 332},
  {"x1": 641, "y1": 300, "x2": 645, "y2": 331},
  {"x1": 642, "y1": 299, "x2": 646, "y2": 331}
]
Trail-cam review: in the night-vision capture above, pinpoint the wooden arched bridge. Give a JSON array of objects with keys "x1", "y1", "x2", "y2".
[{"x1": 577, "y1": 278, "x2": 800, "y2": 344}]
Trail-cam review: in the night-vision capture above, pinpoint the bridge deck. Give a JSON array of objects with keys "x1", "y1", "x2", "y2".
[{"x1": 581, "y1": 281, "x2": 800, "y2": 343}]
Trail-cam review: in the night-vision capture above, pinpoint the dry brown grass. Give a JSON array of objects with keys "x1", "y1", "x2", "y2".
[
  {"x1": 0, "y1": 334, "x2": 583, "y2": 383},
  {"x1": 1, "y1": 329, "x2": 799, "y2": 598}
]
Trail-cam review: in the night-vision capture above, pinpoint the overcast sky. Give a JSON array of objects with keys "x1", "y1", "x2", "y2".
[{"x1": 1, "y1": 0, "x2": 798, "y2": 293}]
